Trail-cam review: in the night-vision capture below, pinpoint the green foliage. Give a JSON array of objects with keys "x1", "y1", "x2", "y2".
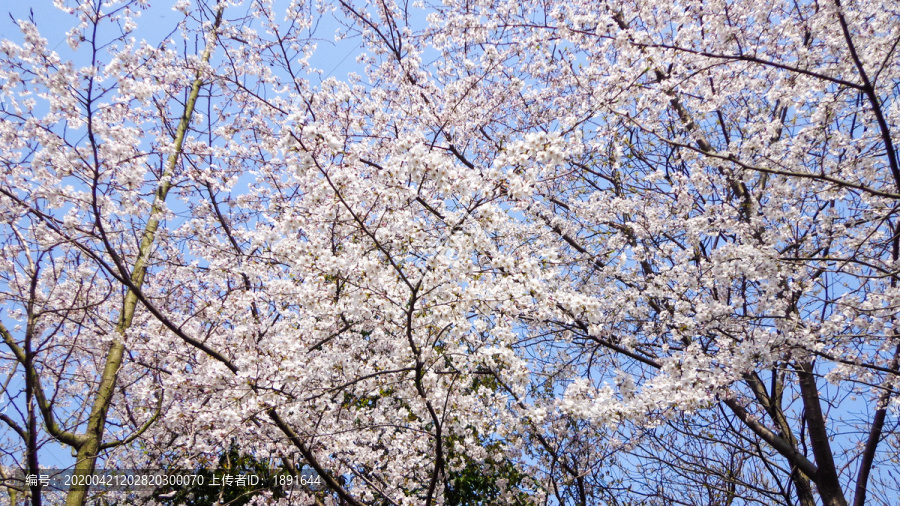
[
  {"x1": 444, "y1": 436, "x2": 534, "y2": 506},
  {"x1": 149, "y1": 443, "x2": 291, "y2": 506}
]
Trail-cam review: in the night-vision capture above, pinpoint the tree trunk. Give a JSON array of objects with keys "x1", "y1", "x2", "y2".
[{"x1": 63, "y1": 7, "x2": 224, "y2": 505}]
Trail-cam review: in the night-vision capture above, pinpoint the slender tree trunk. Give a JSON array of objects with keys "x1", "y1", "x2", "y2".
[
  {"x1": 796, "y1": 361, "x2": 848, "y2": 506},
  {"x1": 63, "y1": 7, "x2": 224, "y2": 505},
  {"x1": 25, "y1": 321, "x2": 41, "y2": 506}
]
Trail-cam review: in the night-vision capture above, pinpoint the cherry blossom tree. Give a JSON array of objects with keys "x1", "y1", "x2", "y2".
[
  {"x1": 2, "y1": 0, "x2": 899, "y2": 505},
  {"x1": 1, "y1": 1, "x2": 228, "y2": 504}
]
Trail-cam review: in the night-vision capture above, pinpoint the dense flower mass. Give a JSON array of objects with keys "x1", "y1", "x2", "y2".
[{"x1": 1, "y1": 0, "x2": 899, "y2": 504}]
